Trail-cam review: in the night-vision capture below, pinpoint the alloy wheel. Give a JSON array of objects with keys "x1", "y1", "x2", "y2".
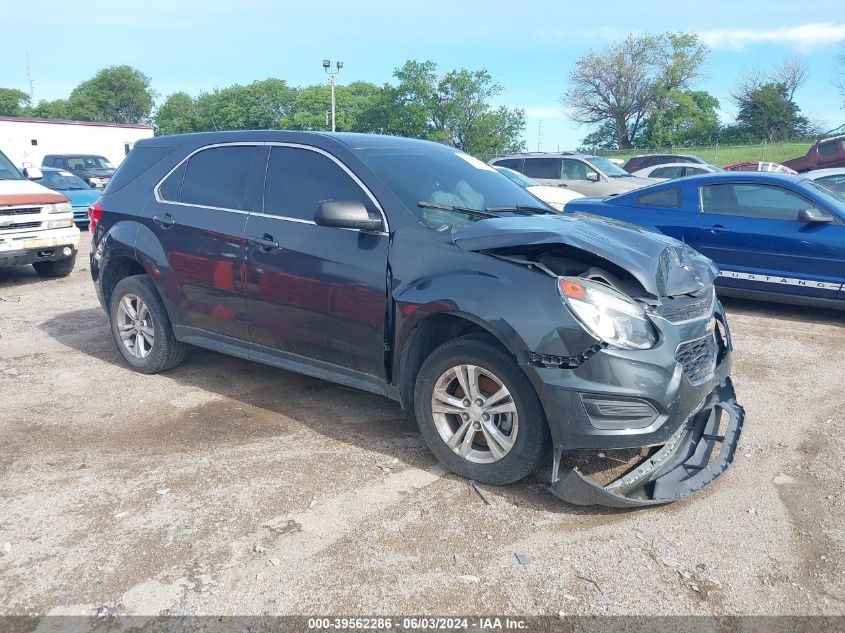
[{"x1": 116, "y1": 293, "x2": 154, "y2": 359}]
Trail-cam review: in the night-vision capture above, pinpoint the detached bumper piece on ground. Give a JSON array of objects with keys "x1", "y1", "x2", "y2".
[{"x1": 550, "y1": 379, "x2": 744, "y2": 508}]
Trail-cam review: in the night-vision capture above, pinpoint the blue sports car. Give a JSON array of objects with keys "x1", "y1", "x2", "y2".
[
  {"x1": 565, "y1": 172, "x2": 845, "y2": 308},
  {"x1": 28, "y1": 166, "x2": 101, "y2": 229}
]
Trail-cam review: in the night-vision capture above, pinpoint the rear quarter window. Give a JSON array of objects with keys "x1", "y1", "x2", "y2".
[
  {"x1": 105, "y1": 146, "x2": 176, "y2": 193},
  {"x1": 636, "y1": 188, "x2": 681, "y2": 208}
]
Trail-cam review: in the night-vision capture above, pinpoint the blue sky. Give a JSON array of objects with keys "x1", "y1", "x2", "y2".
[{"x1": 2, "y1": 0, "x2": 843, "y2": 149}]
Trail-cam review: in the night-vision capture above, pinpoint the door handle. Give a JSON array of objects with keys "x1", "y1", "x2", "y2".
[
  {"x1": 153, "y1": 213, "x2": 175, "y2": 229},
  {"x1": 704, "y1": 224, "x2": 729, "y2": 233},
  {"x1": 248, "y1": 234, "x2": 280, "y2": 251}
]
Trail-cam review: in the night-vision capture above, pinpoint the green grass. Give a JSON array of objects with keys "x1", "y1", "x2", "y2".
[{"x1": 596, "y1": 141, "x2": 813, "y2": 167}]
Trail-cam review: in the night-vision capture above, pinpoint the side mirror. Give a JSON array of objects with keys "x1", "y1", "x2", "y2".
[
  {"x1": 23, "y1": 167, "x2": 43, "y2": 179},
  {"x1": 797, "y1": 207, "x2": 832, "y2": 224},
  {"x1": 585, "y1": 172, "x2": 600, "y2": 182},
  {"x1": 314, "y1": 200, "x2": 382, "y2": 232}
]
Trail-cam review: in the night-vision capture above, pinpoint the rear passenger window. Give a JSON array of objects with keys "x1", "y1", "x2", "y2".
[
  {"x1": 637, "y1": 188, "x2": 681, "y2": 208},
  {"x1": 819, "y1": 142, "x2": 838, "y2": 157},
  {"x1": 522, "y1": 158, "x2": 561, "y2": 180},
  {"x1": 492, "y1": 158, "x2": 523, "y2": 172},
  {"x1": 263, "y1": 147, "x2": 375, "y2": 222},
  {"x1": 180, "y1": 145, "x2": 255, "y2": 210},
  {"x1": 651, "y1": 166, "x2": 684, "y2": 179},
  {"x1": 158, "y1": 162, "x2": 186, "y2": 201}
]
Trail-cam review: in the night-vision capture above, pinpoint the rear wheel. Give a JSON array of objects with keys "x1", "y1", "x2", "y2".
[
  {"x1": 109, "y1": 275, "x2": 186, "y2": 373},
  {"x1": 32, "y1": 254, "x2": 76, "y2": 278},
  {"x1": 413, "y1": 335, "x2": 550, "y2": 485}
]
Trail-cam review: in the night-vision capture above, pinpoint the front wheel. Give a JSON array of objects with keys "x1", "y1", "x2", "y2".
[
  {"x1": 33, "y1": 254, "x2": 76, "y2": 278},
  {"x1": 413, "y1": 335, "x2": 551, "y2": 485},
  {"x1": 109, "y1": 275, "x2": 186, "y2": 374}
]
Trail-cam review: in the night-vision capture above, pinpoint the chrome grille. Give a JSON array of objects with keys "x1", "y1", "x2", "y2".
[
  {"x1": 653, "y1": 290, "x2": 713, "y2": 322},
  {"x1": 675, "y1": 334, "x2": 717, "y2": 385},
  {"x1": 0, "y1": 221, "x2": 42, "y2": 230},
  {"x1": 0, "y1": 206, "x2": 41, "y2": 216}
]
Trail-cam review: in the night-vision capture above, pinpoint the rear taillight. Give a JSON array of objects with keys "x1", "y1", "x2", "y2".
[{"x1": 88, "y1": 199, "x2": 103, "y2": 232}]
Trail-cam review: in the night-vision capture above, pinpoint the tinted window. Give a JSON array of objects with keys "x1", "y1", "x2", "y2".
[
  {"x1": 180, "y1": 145, "x2": 255, "y2": 210},
  {"x1": 263, "y1": 147, "x2": 375, "y2": 222},
  {"x1": 158, "y1": 162, "x2": 186, "y2": 201},
  {"x1": 561, "y1": 158, "x2": 596, "y2": 181},
  {"x1": 637, "y1": 188, "x2": 680, "y2": 208},
  {"x1": 651, "y1": 166, "x2": 684, "y2": 179},
  {"x1": 702, "y1": 184, "x2": 814, "y2": 221},
  {"x1": 819, "y1": 142, "x2": 839, "y2": 157},
  {"x1": 107, "y1": 146, "x2": 175, "y2": 193},
  {"x1": 685, "y1": 167, "x2": 708, "y2": 176},
  {"x1": 492, "y1": 158, "x2": 523, "y2": 172},
  {"x1": 522, "y1": 158, "x2": 561, "y2": 179}
]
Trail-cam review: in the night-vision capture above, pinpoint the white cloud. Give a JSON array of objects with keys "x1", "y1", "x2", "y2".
[{"x1": 699, "y1": 22, "x2": 845, "y2": 51}]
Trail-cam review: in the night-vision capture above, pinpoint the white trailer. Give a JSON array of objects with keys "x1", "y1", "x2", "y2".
[{"x1": 0, "y1": 117, "x2": 154, "y2": 168}]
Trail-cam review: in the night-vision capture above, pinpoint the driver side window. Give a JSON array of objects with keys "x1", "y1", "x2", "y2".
[
  {"x1": 701, "y1": 184, "x2": 817, "y2": 221},
  {"x1": 561, "y1": 158, "x2": 596, "y2": 181}
]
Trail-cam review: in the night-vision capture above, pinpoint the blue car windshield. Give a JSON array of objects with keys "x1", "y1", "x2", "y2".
[
  {"x1": 37, "y1": 170, "x2": 91, "y2": 191},
  {"x1": 801, "y1": 179, "x2": 845, "y2": 213},
  {"x1": 0, "y1": 151, "x2": 23, "y2": 180}
]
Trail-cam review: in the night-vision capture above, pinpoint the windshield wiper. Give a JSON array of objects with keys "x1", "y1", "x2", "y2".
[
  {"x1": 485, "y1": 204, "x2": 556, "y2": 215},
  {"x1": 418, "y1": 200, "x2": 496, "y2": 219}
]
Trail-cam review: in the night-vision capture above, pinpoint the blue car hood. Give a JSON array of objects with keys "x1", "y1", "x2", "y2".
[
  {"x1": 62, "y1": 189, "x2": 101, "y2": 207},
  {"x1": 452, "y1": 213, "x2": 718, "y2": 297}
]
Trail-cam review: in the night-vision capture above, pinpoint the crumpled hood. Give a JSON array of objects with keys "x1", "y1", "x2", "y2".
[{"x1": 452, "y1": 213, "x2": 718, "y2": 297}]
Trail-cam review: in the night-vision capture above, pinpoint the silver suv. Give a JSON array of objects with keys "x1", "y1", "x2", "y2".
[{"x1": 489, "y1": 152, "x2": 656, "y2": 198}]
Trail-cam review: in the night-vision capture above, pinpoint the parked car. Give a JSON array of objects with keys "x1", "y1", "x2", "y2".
[
  {"x1": 0, "y1": 150, "x2": 79, "y2": 277},
  {"x1": 42, "y1": 154, "x2": 116, "y2": 189},
  {"x1": 622, "y1": 154, "x2": 714, "y2": 173},
  {"x1": 630, "y1": 162, "x2": 720, "y2": 181},
  {"x1": 489, "y1": 152, "x2": 656, "y2": 197},
  {"x1": 565, "y1": 172, "x2": 845, "y2": 309},
  {"x1": 782, "y1": 135, "x2": 845, "y2": 173},
  {"x1": 493, "y1": 166, "x2": 583, "y2": 210},
  {"x1": 26, "y1": 167, "x2": 100, "y2": 228},
  {"x1": 805, "y1": 168, "x2": 845, "y2": 195},
  {"x1": 723, "y1": 161, "x2": 797, "y2": 175},
  {"x1": 90, "y1": 131, "x2": 744, "y2": 508}
]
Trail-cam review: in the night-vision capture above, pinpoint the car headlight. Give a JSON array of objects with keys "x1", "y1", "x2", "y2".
[
  {"x1": 45, "y1": 202, "x2": 73, "y2": 214},
  {"x1": 47, "y1": 218, "x2": 74, "y2": 228},
  {"x1": 558, "y1": 277, "x2": 656, "y2": 350}
]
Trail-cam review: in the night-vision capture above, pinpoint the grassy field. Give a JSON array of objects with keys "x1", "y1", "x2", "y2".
[{"x1": 596, "y1": 141, "x2": 813, "y2": 167}]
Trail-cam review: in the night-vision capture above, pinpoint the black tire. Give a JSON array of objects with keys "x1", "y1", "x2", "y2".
[
  {"x1": 413, "y1": 334, "x2": 551, "y2": 485},
  {"x1": 109, "y1": 275, "x2": 186, "y2": 374},
  {"x1": 32, "y1": 253, "x2": 76, "y2": 278}
]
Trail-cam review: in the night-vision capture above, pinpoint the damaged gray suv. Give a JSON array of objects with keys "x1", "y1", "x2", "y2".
[{"x1": 90, "y1": 132, "x2": 744, "y2": 507}]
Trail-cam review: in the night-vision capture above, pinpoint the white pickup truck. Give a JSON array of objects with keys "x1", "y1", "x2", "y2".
[{"x1": 0, "y1": 149, "x2": 80, "y2": 277}]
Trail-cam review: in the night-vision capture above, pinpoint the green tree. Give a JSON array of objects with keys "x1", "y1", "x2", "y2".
[
  {"x1": 31, "y1": 99, "x2": 71, "y2": 119},
  {"x1": 564, "y1": 32, "x2": 708, "y2": 149},
  {"x1": 731, "y1": 82, "x2": 809, "y2": 142},
  {"x1": 67, "y1": 65, "x2": 155, "y2": 124},
  {"x1": 0, "y1": 88, "x2": 30, "y2": 116},
  {"x1": 637, "y1": 90, "x2": 720, "y2": 148},
  {"x1": 154, "y1": 92, "x2": 197, "y2": 135},
  {"x1": 392, "y1": 60, "x2": 525, "y2": 159},
  {"x1": 191, "y1": 79, "x2": 297, "y2": 131}
]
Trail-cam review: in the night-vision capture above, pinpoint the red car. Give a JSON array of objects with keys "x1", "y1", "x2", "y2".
[
  {"x1": 782, "y1": 135, "x2": 845, "y2": 173},
  {"x1": 723, "y1": 161, "x2": 797, "y2": 175}
]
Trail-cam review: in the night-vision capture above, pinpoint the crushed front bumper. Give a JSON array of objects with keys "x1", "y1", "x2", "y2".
[{"x1": 549, "y1": 378, "x2": 744, "y2": 507}]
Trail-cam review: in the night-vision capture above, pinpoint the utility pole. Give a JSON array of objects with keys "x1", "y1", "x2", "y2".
[
  {"x1": 25, "y1": 51, "x2": 34, "y2": 104},
  {"x1": 537, "y1": 120, "x2": 543, "y2": 152},
  {"x1": 322, "y1": 59, "x2": 343, "y2": 132}
]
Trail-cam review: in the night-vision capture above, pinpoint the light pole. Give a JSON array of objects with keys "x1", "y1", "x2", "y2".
[{"x1": 322, "y1": 59, "x2": 343, "y2": 132}]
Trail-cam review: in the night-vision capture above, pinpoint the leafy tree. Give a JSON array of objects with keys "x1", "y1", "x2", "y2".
[
  {"x1": 191, "y1": 79, "x2": 297, "y2": 131},
  {"x1": 0, "y1": 88, "x2": 30, "y2": 117},
  {"x1": 288, "y1": 81, "x2": 390, "y2": 132},
  {"x1": 31, "y1": 99, "x2": 71, "y2": 119},
  {"x1": 67, "y1": 65, "x2": 155, "y2": 124},
  {"x1": 637, "y1": 90, "x2": 720, "y2": 148},
  {"x1": 731, "y1": 82, "x2": 809, "y2": 142},
  {"x1": 154, "y1": 92, "x2": 197, "y2": 135},
  {"x1": 564, "y1": 32, "x2": 708, "y2": 149},
  {"x1": 392, "y1": 60, "x2": 525, "y2": 159}
]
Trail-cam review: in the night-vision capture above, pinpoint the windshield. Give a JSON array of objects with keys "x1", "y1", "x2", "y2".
[
  {"x1": 358, "y1": 147, "x2": 553, "y2": 229},
  {"x1": 586, "y1": 156, "x2": 630, "y2": 177},
  {"x1": 494, "y1": 166, "x2": 537, "y2": 188},
  {"x1": 37, "y1": 170, "x2": 91, "y2": 191},
  {"x1": 0, "y1": 151, "x2": 23, "y2": 181},
  {"x1": 801, "y1": 178, "x2": 845, "y2": 212},
  {"x1": 67, "y1": 156, "x2": 114, "y2": 170}
]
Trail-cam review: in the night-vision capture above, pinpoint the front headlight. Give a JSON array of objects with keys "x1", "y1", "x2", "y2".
[
  {"x1": 558, "y1": 277, "x2": 656, "y2": 350},
  {"x1": 45, "y1": 202, "x2": 73, "y2": 214}
]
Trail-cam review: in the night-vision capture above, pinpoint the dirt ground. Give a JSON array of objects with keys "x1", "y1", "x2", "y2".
[{"x1": 0, "y1": 236, "x2": 843, "y2": 619}]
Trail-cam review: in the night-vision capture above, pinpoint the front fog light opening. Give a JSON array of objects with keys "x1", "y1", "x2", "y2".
[{"x1": 580, "y1": 395, "x2": 659, "y2": 430}]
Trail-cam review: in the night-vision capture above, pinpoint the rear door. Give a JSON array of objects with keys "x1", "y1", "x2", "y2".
[
  {"x1": 691, "y1": 182, "x2": 845, "y2": 301},
  {"x1": 521, "y1": 157, "x2": 563, "y2": 188},
  {"x1": 243, "y1": 144, "x2": 389, "y2": 379},
  {"x1": 146, "y1": 144, "x2": 260, "y2": 341}
]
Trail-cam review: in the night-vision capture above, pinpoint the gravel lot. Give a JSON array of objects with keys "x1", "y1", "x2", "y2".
[{"x1": 0, "y1": 236, "x2": 843, "y2": 618}]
